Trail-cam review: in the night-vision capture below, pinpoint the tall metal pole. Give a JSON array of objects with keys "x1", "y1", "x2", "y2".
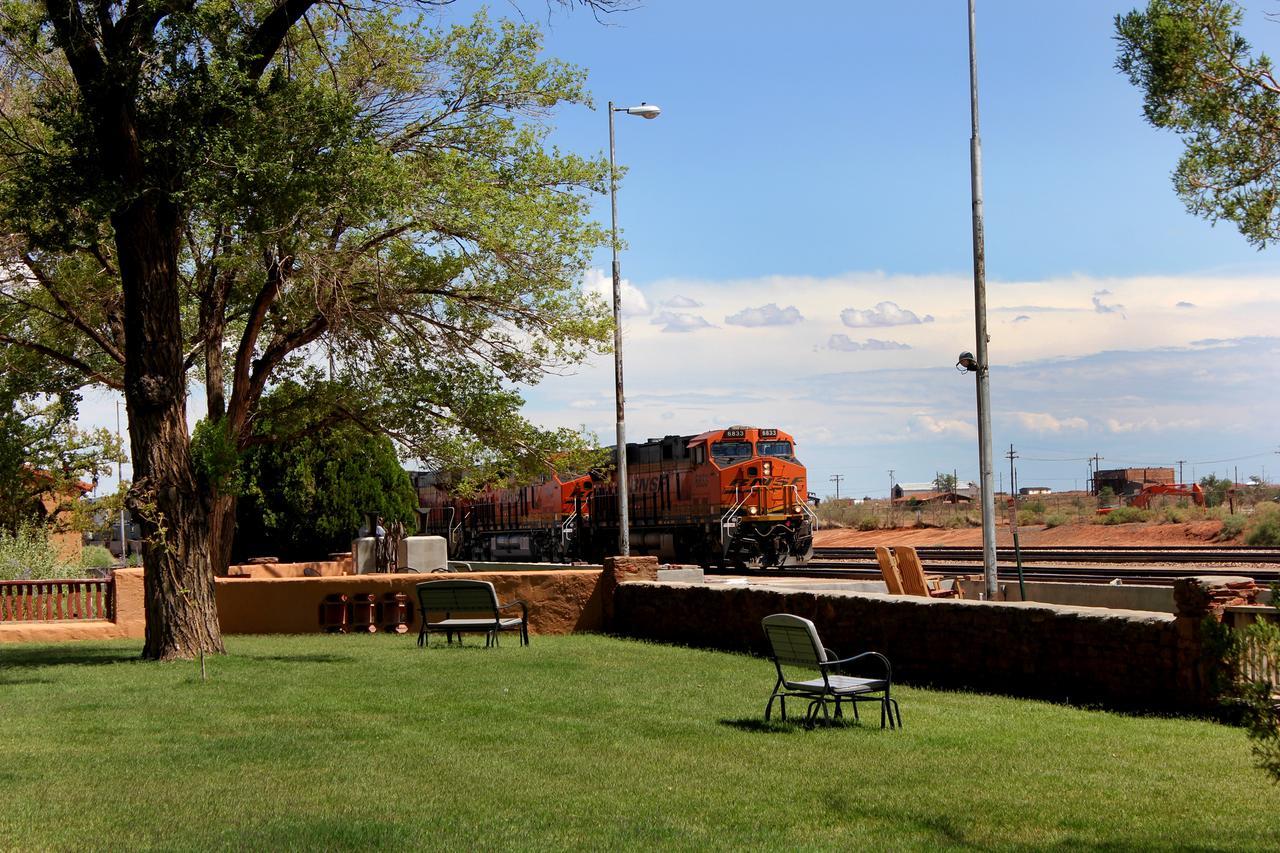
[
  {"x1": 608, "y1": 102, "x2": 630, "y2": 557},
  {"x1": 967, "y1": 0, "x2": 998, "y2": 600}
]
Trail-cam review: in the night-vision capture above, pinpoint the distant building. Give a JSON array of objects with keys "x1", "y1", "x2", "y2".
[
  {"x1": 892, "y1": 480, "x2": 981, "y2": 502},
  {"x1": 1019, "y1": 486, "x2": 1051, "y2": 496},
  {"x1": 1094, "y1": 467, "x2": 1174, "y2": 497}
]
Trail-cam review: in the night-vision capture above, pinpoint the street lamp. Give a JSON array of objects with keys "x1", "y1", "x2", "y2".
[{"x1": 608, "y1": 100, "x2": 660, "y2": 557}]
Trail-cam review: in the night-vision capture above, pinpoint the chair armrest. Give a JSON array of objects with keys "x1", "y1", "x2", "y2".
[
  {"x1": 498, "y1": 599, "x2": 529, "y2": 620},
  {"x1": 823, "y1": 651, "x2": 892, "y2": 680}
]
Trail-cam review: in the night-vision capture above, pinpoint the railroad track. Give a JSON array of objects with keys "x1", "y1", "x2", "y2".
[
  {"x1": 812, "y1": 545, "x2": 1280, "y2": 565},
  {"x1": 721, "y1": 561, "x2": 1280, "y2": 585}
]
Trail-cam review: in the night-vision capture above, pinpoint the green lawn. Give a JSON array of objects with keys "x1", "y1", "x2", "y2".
[{"x1": 0, "y1": 633, "x2": 1275, "y2": 850}]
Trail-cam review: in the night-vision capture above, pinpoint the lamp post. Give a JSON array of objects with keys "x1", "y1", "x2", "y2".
[
  {"x1": 608, "y1": 100, "x2": 660, "y2": 557},
  {"x1": 965, "y1": 0, "x2": 998, "y2": 600}
]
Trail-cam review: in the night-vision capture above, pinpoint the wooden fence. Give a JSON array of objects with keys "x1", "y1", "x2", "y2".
[{"x1": 0, "y1": 578, "x2": 114, "y2": 622}]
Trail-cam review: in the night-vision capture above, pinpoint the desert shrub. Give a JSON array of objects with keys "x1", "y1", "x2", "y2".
[
  {"x1": 942, "y1": 513, "x2": 966, "y2": 529},
  {"x1": 1025, "y1": 500, "x2": 1047, "y2": 515},
  {"x1": 856, "y1": 515, "x2": 879, "y2": 531},
  {"x1": 1200, "y1": 474, "x2": 1234, "y2": 508},
  {"x1": 0, "y1": 523, "x2": 77, "y2": 580},
  {"x1": 1244, "y1": 503, "x2": 1280, "y2": 547},
  {"x1": 1159, "y1": 505, "x2": 1191, "y2": 524},
  {"x1": 79, "y1": 545, "x2": 114, "y2": 569},
  {"x1": 1017, "y1": 509, "x2": 1042, "y2": 526},
  {"x1": 1218, "y1": 513, "x2": 1248, "y2": 540},
  {"x1": 1102, "y1": 506, "x2": 1150, "y2": 525},
  {"x1": 1044, "y1": 512, "x2": 1069, "y2": 528}
]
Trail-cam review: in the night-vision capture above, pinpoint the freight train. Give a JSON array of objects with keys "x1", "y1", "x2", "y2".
[{"x1": 412, "y1": 426, "x2": 815, "y2": 568}]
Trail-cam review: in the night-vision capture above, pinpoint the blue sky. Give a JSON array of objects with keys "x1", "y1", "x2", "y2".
[
  {"x1": 517, "y1": 0, "x2": 1280, "y2": 496},
  {"x1": 82, "y1": 1, "x2": 1280, "y2": 498}
]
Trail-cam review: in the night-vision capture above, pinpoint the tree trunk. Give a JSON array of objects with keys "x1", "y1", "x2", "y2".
[
  {"x1": 209, "y1": 491, "x2": 238, "y2": 577},
  {"x1": 115, "y1": 198, "x2": 225, "y2": 660}
]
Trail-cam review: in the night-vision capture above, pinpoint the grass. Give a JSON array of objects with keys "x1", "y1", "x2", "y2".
[{"x1": 0, "y1": 634, "x2": 1276, "y2": 850}]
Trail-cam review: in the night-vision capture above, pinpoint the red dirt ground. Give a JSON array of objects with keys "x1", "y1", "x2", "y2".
[{"x1": 814, "y1": 520, "x2": 1228, "y2": 548}]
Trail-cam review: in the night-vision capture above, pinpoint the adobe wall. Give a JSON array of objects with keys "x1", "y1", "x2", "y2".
[
  {"x1": 0, "y1": 568, "x2": 145, "y2": 643},
  {"x1": 613, "y1": 581, "x2": 1213, "y2": 712},
  {"x1": 214, "y1": 570, "x2": 605, "y2": 635},
  {"x1": 226, "y1": 559, "x2": 351, "y2": 578}
]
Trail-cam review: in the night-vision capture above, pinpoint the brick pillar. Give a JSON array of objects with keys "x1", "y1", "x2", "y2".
[
  {"x1": 600, "y1": 556, "x2": 660, "y2": 629},
  {"x1": 1172, "y1": 575, "x2": 1259, "y2": 711}
]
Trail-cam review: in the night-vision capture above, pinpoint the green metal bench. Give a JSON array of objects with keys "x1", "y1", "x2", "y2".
[{"x1": 415, "y1": 579, "x2": 529, "y2": 648}]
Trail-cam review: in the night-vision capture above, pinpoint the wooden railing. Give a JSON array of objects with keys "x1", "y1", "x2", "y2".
[{"x1": 0, "y1": 578, "x2": 114, "y2": 622}]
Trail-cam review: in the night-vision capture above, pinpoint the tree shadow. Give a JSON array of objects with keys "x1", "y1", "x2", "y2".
[{"x1": 0, "y1": 646, "x2": 138, "y2": 670}]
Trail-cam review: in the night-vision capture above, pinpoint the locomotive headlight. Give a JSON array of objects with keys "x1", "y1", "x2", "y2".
[
  {"x1": 792, "y1": 504, "x2": 803, "y2": 514},
  {"x1": 762, "y1": 461, "x2": 773, "y2": 476},
  {"x1": 746, "y1": 506, "x2": 759, "y2": 516}
]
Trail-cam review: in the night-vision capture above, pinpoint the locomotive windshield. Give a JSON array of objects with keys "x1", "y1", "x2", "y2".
[
  {"x1": 758, "y1": 440, "x2": 795, "y2": 461},
  {"x1": 710, "y1": 440, "x2": 753, "y2": 465}
]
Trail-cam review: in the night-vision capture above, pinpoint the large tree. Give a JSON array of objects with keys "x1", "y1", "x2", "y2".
[
  {"x1": 0, "y1": 2, "x2": 618, "y2": 659},
  {"x1": 1117, "y1": 0, "x2": 1280, "y2": 246}
]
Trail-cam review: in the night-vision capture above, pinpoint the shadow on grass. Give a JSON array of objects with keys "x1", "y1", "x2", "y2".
[
  {"x1": 0, "y1": 646, "x2": 137, "y2": 669},
  {"x1": 719, "y1": 716, "x2": 869, "y2": 734}
]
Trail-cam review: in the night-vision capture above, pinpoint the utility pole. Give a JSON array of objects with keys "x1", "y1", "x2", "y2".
[
  {"x1": 966, "y1": 0, "x2": 998, "y2": 601},
  {"x1": 1090, "y1": 453, "x2": 1104, "y2": 495},
  {"x1": 1176, "y1": 459, "x2": 1186, "y2": 486},
  {"x1": 887, "y1": 469, "x2": 895, "y2": 526},
  {"x1": 830, "y1": 474, "x2": 844, "y2": 500},
  {"x1": 1006, "y1": 444, "x2": 1025, "y2": 601}
]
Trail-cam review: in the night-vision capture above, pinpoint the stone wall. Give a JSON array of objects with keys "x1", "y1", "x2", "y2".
[{"x1": 613, "y1": 580, "x2": 1215, "y2": 712}]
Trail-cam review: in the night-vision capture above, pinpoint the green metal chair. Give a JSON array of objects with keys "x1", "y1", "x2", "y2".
[{"x1": 761, "y1": 613, "x2": 901, "y2": 728}]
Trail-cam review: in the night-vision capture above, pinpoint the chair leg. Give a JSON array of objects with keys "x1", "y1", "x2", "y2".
[
  {"x1": 765, "y1": 693, "x2": 777, "y2": 721},
  {"x1": 834, "y1": 698, "x2": 844, "y2": 719}
]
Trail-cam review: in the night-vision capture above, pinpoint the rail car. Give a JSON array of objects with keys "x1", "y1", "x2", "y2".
[{"x1": 412, "y1": 426, "x2": 816, "y2": 567}]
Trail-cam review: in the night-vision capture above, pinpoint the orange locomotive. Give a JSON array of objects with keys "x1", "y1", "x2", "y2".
[{"x1": 414, "y1": 426, "x2": 815, "y2": 567}]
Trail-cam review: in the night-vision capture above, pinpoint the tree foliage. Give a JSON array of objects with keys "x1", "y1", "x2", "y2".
[
  {"x1": 1200, "y1": 472, "x2": 1234, "y2": 506},
  {"x1": 234, "y1": 383, "x2": 415, "y2": 563},
  {"x1": 1116, "y1": 0, "x2": 1280, "y2": 246},
  {"x1": 0, "y1": 1, "x2": 619, "y2": 658},
  {"x1": 0, "y1": 375, "x2": 121, "y2": 534},
  {"x1": 933, "y1": 472, "x2": 958, "y2": 493}
]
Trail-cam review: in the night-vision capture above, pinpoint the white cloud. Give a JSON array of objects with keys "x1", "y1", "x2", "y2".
[
  {"x1": 650, "y1": 311, "x2": 712, "y2": 333},
  {"x1": 664, "y1": 295, "x2": 702, "y2": 308},
  {"x1": 1013, "y1": 314, "x2": 1031, "y2": 323},
  {"x1": 828, "y1": 334, "x2": 910, "y2": 351},
  {"x1": 1176, "y1": 301, "x2": 1196, "y2": 309},
  {"x1": 725, "y1": 303, "x2": 803, "y2": 327},
  {"x1": 841, "y1": 301, "x2": 934, "y2": 327},
  {"x1": 907, "y1": 413, "x2": 975, "y2": 439},
  {"x1": 581, "y1": 267, "x2": 650, "y2": 317},
  {"x1": 1013, "y1": 411, "x2": 1089, "y2": 433},
  {"x1": 1105, "y1": 416, "x2": 1202, "y2": 434}
]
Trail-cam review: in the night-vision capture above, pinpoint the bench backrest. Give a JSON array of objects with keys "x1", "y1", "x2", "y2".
[{"x1": 416, "y1": 579, "x2": 499, "y2": 616}]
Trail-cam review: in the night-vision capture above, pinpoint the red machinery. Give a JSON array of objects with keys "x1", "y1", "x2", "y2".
[
  {"x1": 1127, "y1": 482, "x2": 1206, "y2": 509},
  {"x1": 416, "y1": 426, "x2": 815, "y2": 568},
  {"x1": 1097, "y1": 482, "x2": 1206, "y2": 514}
]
